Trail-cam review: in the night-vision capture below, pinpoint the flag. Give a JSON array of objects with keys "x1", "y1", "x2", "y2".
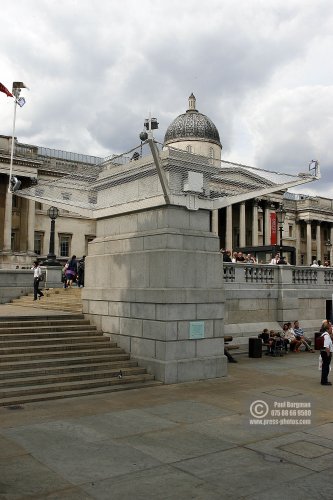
[
  {"x1": 12, "y1": 82, "x2": 29, "y2": 90},
  {"x1": 0, "y1": 82, "x2": 13, "y2": 97}
]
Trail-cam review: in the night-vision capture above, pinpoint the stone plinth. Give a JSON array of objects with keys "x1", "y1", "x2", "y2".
[{"x1": 82, "y1": 205, "x2": 227, "y2": 383}]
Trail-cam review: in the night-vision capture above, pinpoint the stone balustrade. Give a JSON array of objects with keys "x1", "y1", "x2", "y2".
[{"x1": 223, "y1": 263, "x2": 333, "y2": 343}]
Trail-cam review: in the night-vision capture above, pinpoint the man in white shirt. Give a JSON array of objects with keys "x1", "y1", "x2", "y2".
[
  {"x1": 31, "y1": 261, "x2": 44, "y2": 301},
  {"x1": 320, "y1": 328, "x2": 333, "y2": 385}
]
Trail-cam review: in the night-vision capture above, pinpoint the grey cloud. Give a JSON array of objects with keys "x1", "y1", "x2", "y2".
[{"x1": 0, "y1": 0, "x2": 332, "y2": 196}]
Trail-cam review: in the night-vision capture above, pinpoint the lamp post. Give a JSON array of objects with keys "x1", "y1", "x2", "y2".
[
  {"x1": 43, "y1": 206, "x2": 60, "y2": 266},
  {"x1": 276, "y1": 203, "x2": 286, "y2": 264}
]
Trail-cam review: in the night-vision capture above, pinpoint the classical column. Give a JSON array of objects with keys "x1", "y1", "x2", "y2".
[
  {"x1": 316, "y1": 222, "x2": 321, "y2": 262},
  {"x1": 226, "y1": 204, "x2": 233, "y2": 250},
  {"x1": 3, "y1": 184, "x2": 12, "y2": 253},
  {"x1": 27, "y1": 199, "x2": 36, "y2": 255},
  {"x1": 330, "y1": 225, "x2": 333, "y2": 265},
  {"x1": 264, "y1": 203, "x2": 271, "y2": 245},
  {"x1": 239, "y1": 202, "x2": 246, "y2": 247},
  {"x1": 306, "y1": 221, "x2": 312, "y2": 266},
  {"x1": 252, "y1": 200, "x2": 259, "y2": 246},
  {"x1": 211, "y1": 209, "x2": 218, "y2": 235},
  {"x1": 295, "y1": 222, "x2": 301, "y2": 266}
]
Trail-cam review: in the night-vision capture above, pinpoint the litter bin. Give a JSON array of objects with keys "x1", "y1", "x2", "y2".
[{"x1": 249, "y1": 338, "x2": 262, "y2": 358}]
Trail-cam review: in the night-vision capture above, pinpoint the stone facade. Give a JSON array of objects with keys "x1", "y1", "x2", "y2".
[{"x1": 0, "y1": 135, "x2": 97, "y2": 268}]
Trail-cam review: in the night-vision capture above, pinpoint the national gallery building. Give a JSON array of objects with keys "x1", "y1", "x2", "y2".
[{"x1": 0, "y1": 94, "x2": 332, "y2": 268}]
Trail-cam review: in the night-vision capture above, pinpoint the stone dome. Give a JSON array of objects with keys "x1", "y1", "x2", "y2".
[{"x1": 164, "y1": 93, "x2": 222, "y2": 148}]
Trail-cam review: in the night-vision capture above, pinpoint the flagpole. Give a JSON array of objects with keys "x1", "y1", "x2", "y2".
[
  {"x1": 8, "y1": 94, "x2": 18, "y2": 193},
  {"x1": 7, "y1": 82, "x2": 28, "y2": 192}
]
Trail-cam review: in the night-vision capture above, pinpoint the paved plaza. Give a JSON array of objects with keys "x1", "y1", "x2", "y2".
[{"x1": 0, "y1": 305, "x2": 333, "y2": 499}]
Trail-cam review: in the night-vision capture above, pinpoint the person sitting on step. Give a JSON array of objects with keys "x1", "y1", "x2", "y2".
[{"x1": 293, "y1": 320, "x2": 315, "y2": 352}]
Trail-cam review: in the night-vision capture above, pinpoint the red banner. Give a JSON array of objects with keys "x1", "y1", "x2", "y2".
[
  {"x1": 270, "y1": 212, "x2": 277, "y2": 245},
  {"x1": 0, "y1": 82, "x2": 13, "y2": 97}
]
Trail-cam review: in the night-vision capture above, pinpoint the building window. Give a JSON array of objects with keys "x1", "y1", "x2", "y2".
[
  {"x1": 300, "y1": 226, "x2": 305, "y2": 239},
  {"x1": 36, "y1": 202, "x2": 42, "y2": 210},
  {"x1": 301, "y1": 254, "x2": 304, "y2": 265},
  {"x1": 258, "y1": 218, "x2": 262, "y2": 233},
  {"x1": 288, "y1": 225, "x2": 293, "y2": 238},
  {"x1": 59, "y1": 234, "x2": 71, "y2": 257},
  {"x1": 311, "y1": 225, "x2": 316, "y2": 240},
  {"x1": 85, "y1": 235, "x2": 95, "y2": 255},
  {"x1": 34, "y1": 232, "x2": 44, "y2": 255}
]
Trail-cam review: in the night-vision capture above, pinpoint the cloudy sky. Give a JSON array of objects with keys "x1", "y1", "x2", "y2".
[{"x1": 1, "y1": 0, "x2": 332, "y2": 196}]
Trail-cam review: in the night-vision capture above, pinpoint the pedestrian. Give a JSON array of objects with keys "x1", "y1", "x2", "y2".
[
  {"x1": 31, "y1": 260, "x2": 44, "y2": 301},
  {"x1": 319, "y1": 325, "x2": 333, "y2": 385},
  {"x1": 64, "y1": 255, "x2": 78, "y2": 288},
  {"x1": 77, "y1": 255, "x2": 86, "y2": 287}
]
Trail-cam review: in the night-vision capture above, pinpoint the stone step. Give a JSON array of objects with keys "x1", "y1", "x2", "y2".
[
  {"x1": 0, "y1": 314, "x2": 84, "y2": 323},
  {"x1": 0, "y1": 341, "x2": 117, "y2": 356},
  {"x1": 0, "y1": 324, "x2": 97, "y2": 334},
  {"x1": 12, "y1": 298, "x2": 82, "y2": 305},
  {"x1": 0, "y1": 366, "x2": 148, "y2": 388},
  {"x1": 0, "y1": 353, "x2": 131, "y2": 371},
  {"x1": 0, "y1": 331, "x2": 100, "y2": 342},
  {"x1": 12, "y1": 300, "x2": 82, "y2": 307},
  {"x1": 0, "y1": 360, "x2": 138, "y2": 379},
  {"x1": 0, "y1": 330, "x2": 100, "y2": 340},
  {"x1": 10, "y1": 290, "x2": 83, "y2": 312},
  {"x1": 1, "y1": 296, "x2": 157, "y2": 404},
  {"x1": 0, "y1": 346, "x2": 125, "y2": 362},
  {"x1": 0, "y1": 380, "x2": 162, "y2": 407},
  {"x1": 0, "y1": 335, "x2": 111, "y2": 347},
  {"x1": 0, "y1": 320, "x2": 90, "y2": 330},
  {"x1": 0, "y1": 373, "x2": 156, "y2": 400}
]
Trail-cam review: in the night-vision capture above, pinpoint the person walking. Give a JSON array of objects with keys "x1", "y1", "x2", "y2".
[
  {"x1": 77, "y1": 255, "x2": 86, "y2": 288},
  {"x1": 320, "y1": 326, "x2": 333, "y2": 386},
  {"x1": 31, "y1": 260, "x2": 44, "y2": 301},
  {"x1": 64, "y1": 255, "x2": 78, "y2": 288}
]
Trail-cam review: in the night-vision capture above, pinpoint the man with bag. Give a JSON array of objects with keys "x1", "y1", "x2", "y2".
[
  {"x1": 319, "y1": 323, "x2": 333, "y2": 385},
  {"x1": 31, "y1": 260, "x2": 44, "y2": 301}
]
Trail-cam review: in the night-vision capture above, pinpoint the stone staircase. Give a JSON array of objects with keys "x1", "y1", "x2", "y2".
[
  {"x1": 0, "y1": 314, "x2": 160, "y2": 407},
  {"x1": 10, "y1": 287, "x2": 83, "y2": 313}
]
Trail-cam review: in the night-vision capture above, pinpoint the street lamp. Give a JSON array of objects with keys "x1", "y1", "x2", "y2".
[
  {"x1": 276, "y1": 203, "x2": 286, "y2": 263},
  {"x1": 43, "y1": 206, "x2": 60, "y2": 266}
]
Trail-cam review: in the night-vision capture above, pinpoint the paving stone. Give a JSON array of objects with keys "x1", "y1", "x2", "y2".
[
  {"x1": 143, "y1": 400, "x2": 226, "y2": 423},
  {"x1": 82, "y1": 465, "x2": 224, "y2": 500},
  {"x1": 246, "y1": 432, "x2": 333, "y2": 471},
  {"x1": 118, "y1": 426, "x2": 236, "y2": 462},
  {"x1": 0, "y1": 455, "x2": 71, "y2": 498},
  {"x1": 174, "y1": 447, "x2": 310, "y2": 497},
  {"x1": 244, "y1": 468, "x2": 333, "y2": 500}
]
